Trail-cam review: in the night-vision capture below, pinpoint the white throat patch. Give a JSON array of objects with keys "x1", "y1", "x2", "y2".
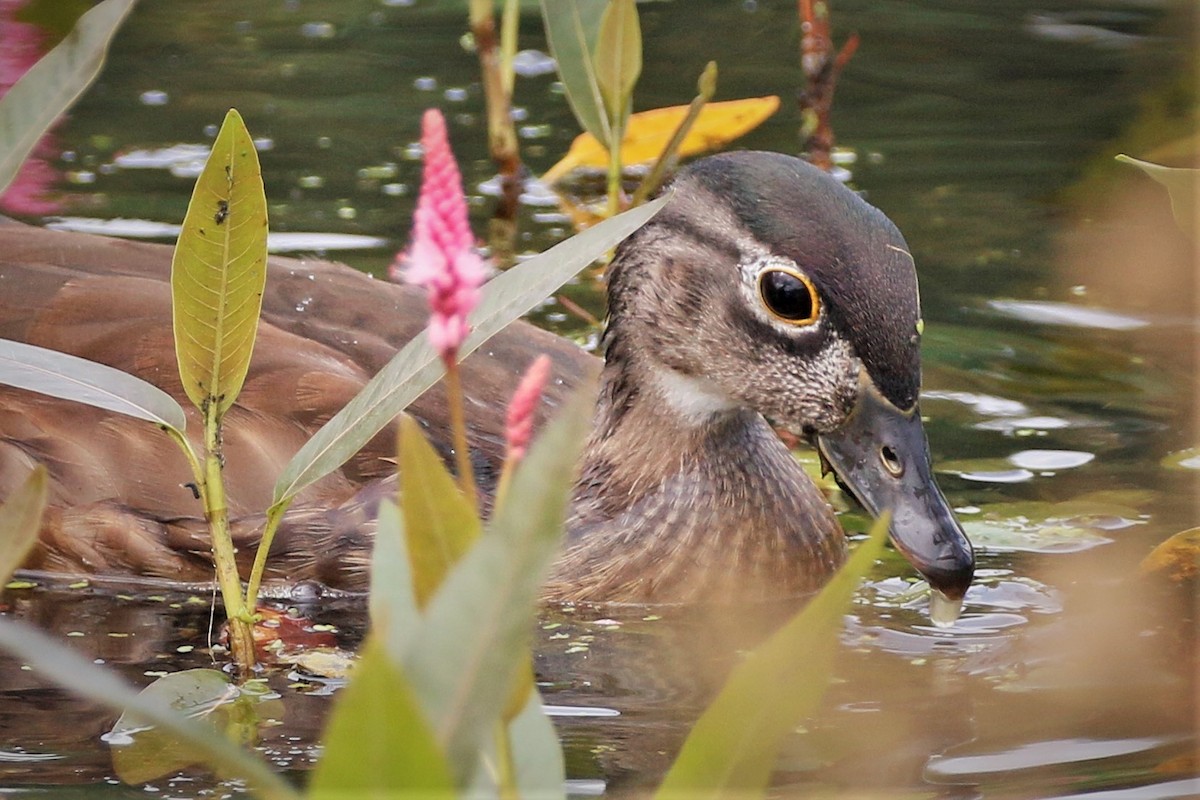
[{"x1": 652, "y1": 367, "x2": 739, "y2": 423}]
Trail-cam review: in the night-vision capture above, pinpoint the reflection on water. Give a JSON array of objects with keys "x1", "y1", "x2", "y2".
[{"x1": 0, "y1": 0, "x2": 1197, "y2": 797}]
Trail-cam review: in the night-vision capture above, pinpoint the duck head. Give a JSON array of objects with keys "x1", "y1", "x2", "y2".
[{"x1": 605, "y1": 151, "x2": 974, "y2": 600}]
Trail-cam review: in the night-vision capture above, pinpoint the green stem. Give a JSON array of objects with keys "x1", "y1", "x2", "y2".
[
  {"x1": 494, "y1": 720, "x2": 519, "y2": 800},
  {"x1": 606, "y1": 133, "x2": 622, "y2": 218},
  {"x1": 243, "y1": 500, "x2": 289, "y2": 613},
  {"x1": 631, "y1": 61, "x2": 718, "y2": 207},
  {"x1": 202, "y1": 405, "x2": 256, "y2": 675},
  {"x1": 445, "y1": 362, "x2": 478, "y2": 514}
]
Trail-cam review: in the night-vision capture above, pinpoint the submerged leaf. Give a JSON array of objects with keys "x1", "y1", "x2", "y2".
[
  {"x1": 656, "y1": 513, "x2": 890, "y2": 798},
  {"x1": 1140, "y1": 527, "x2": 1200, "y2": 582},
  {"x1": 172, "y1": 108, "x2": 268, "y2": 416},
  {"x1": 398, "y1": 414, "x2": 481, "y2": 608},
  {"x1": 108, "y1": 669, "x2": 281, "y2": 785},
  {"x1": 0, "y1": 466, "x2": 47, "y2": 585},
  {"x1": 1116, "y1": 154, "x2": 1196, "y2": 238},
  {"x1": 543, "y1": 96, "x2": 780, "y2": 183},
  {"x1": 402, "y1": 395, "x2": 589, "y2": 786},
  {"x1": 0, "y1": 338, "x2": 186, "y2": 431},
  {"x1": 271, "y1": 195, "x2": 667, "y2": 509},
  {"x1": 540, "y1": 0, "x2": 611, "y2": 145},
  {"x1": 309, "y1": 639, "x2": 454, "y2": 799},
  {"x1": 0, "y1": 0, "x2": 136, "y2": 196}
]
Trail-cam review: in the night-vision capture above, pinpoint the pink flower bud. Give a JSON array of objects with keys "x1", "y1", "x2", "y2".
[
  {"x1": 399, "y1": 109, "x2": 487, "y2": 365},
  {"x1": 505, "y1": 355, "x2": 552, "y2": 463}
]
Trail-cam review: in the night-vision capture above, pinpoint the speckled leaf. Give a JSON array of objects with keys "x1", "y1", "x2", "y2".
[
  {"x1": 402, "y1": 395, "x2": 589, "y2": 787},
  {"x1": 1116, "y1": 155, "x2": 1196, "y2": 238},
  {"x1": 540, "y1": 0, "x2": 611, "y2": 145},
  {"x1": 593, "y1": 0, "x2": 641, "y2": 129},
  {"x1": 309, "y1": 638, "x2": 454, "y2": 799},
  {"x1": 0, "y1": 466, "x2": 46, "y2": 585},
  {"x1": 398, "y1": 414, "x2": 481, "y2": 609},
  {"x1": 172, "y1": 108, "x2": 267, "y2": 416},
  {"x1": 656, "y1": 513, "x2": 890, "y2": 799},
  {"x1": 271, "y1": 194, "x2": 667, "y2": 509},
  {"x1": 0, "y1": 339, "x2": 186, "y2": 432},
  {"x1": 0, "y1": 0, "x2": 136, "y2": 196}
]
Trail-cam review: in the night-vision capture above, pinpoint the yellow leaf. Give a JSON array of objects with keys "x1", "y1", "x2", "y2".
[
  {"x1": 1140, "y1": 527, "x2": 1200, "y2": 582},
  {"x1": 543, "y1": 95, "x2": 780, "y2": 184}
]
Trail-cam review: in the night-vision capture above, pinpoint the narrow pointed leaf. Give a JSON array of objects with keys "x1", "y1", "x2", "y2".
[
  {"x1": 271, "y1": 194, "x2": 667, "y2": 508},
  {"x1": 369, "y1": 499, "x2": 421, "y2": 658},
  {"x1": 1116, "y1": 154, "x2": 1196, "y2": 238},
  {"x1": 509, "y1": 688, "x2": 567, "y2": 799},
  {"x1": 398, "y1": 415, "x2": 481, "y2": 609},
  {"x1": 0, "y1": 620, "x2": 300, "y2": 800},
  {"x1": 0, "y1": 339, "x2": 186, "y2": 431},
  {"x1": 309, "y1": 638, "x2": 455, "y2": 799},
  {"x1": 543, "y1": 95, "x2": 780, "y2": 184},
  {"x1": 0, "y1": 466, "x2": 47, "y2": 585},
  {"x1": 402, "y1": 395, "x2": 590, "y2": 786},
  {"x1": 593, "y1": 0, "x2": 641, "y2": 128},
  {"x1": 172, "y1": 108, "x2": 268, "y2": 415},
  {"x1": 540, "y1": 0, "x2": 612, "y2": 146},
  {"x1": 656, "y1": 513, "x2": 891, "y2": 798},
  {"x1": 0, "y1": 0, "x2": 137, "y2": 196}
]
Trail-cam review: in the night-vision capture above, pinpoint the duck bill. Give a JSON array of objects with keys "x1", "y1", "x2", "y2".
[{"x1": 816, "y1": 374, "x2": 975, "y2": 600}]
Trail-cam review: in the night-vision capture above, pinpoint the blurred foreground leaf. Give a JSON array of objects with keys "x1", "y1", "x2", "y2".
[
  {"x1": 0, "y1": 466, "x2": 47, "y2": 584},
  {"x1": 0, "y1": 339, "x2": 187, "y2": 431},
  {"x1": 398, "y1": 414, "x2": 481, "y2": 609},
  {"x1": 0, "y1": 0, "x2": 136, "y2": 196},
  {"x1": 401, "y1": 395, "x2": 588, "y2": 787},
  {"x1": 543, "y1": 96, "x2": 780, "y2": 183},
  {"x1": 271, "y1": 194, "x2": 666, "y2": 510},
  {"x1": 310, "y1": 639, "x2": 455, "y2": 799},
  {"x1": 1116, "y1": 154, "x2": 1196, "y2": 238},
  {"x1": 656, "y1": 513, "x2": 890, "y2": 798},
  {"x1": 172, "y1": 108, "x2": 268, "y2": 417},
  {"x1": 109, "y1": 670, "x2": 280, "y2": 785},
  {"x1": 0, "y1": 620, "x2": 299, "y2": 799}
]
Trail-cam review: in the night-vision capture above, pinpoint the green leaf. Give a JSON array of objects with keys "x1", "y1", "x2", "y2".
[
  {"x1": 309, "y1": 638, "x2": 455, "y2": 799},
  {"x1": 271, "y1": 194, "x2": 667, "y2": 509},
  {"x1": 0, "y1": 620, "x2": 299, "y2": 800},
  {"x1": 509, "y1": 688, "x2": 567, "y2": 799},
  {"x1": 0, "y1": 338, "x2": 187, "y2": 432},
  {"x1": 108, "y1": 669, "x2": 281, "y2": 785},
  {"x1": 402, "y1": 395, "x2": 590, "y2": 786},
  {"x1": 593, "y1": 0, "x2": 642, "y2": 131},
  {"x1": 1116, "y1": 154, "x2": 1196, "y2": 238},
  {"x1": 656, "y1": 513, "x2": 891, "y2": 799},
  {"x1": 0, "y1": 0, "x2": 137, "y2": 196},
  {"x1": 0, "y1": 466, "x2": 47, "y2": 585},
  {"x1": 369, "y1": 499, "x2": 421, "y2": 658},
  {"x1": 172, "y1": 108, "x2": 268, "y2": 417},
  {"x1": 540, "y1": 0, "x2": 612, "y2": 146},
  {"x1": 398, "y1": 414, "x2": 482, "y2": 608}
]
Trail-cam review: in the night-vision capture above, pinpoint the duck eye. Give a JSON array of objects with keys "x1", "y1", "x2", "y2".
[
  {"x1": 880, "y1": 445, "x2": 904, "y2": 477},
  {"x1": 759, "y1": 268, "x2": 820, "y2": 325}
]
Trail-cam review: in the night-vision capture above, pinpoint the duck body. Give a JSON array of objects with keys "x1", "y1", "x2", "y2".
[{"x1": 0, "y1": 152, "x2": 974, "y2": 604}]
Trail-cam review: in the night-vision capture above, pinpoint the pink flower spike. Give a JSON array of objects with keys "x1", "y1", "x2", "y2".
[
  {"x1": 505, "y1": 355, "x2": 553, "y2": 463},
  {"x1": 401, "y1": 109, "x2": 487, "y2": 365}
]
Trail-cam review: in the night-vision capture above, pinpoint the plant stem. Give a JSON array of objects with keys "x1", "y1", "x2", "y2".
[
  {"x1": 444, "y1": 362, "x2": 478, "y2": 514},
  {"x1": 606, "y1": 135, "x2": 622, "y2": 218},
  {"x1": 631, "y1": 61, "x2": 718, "y2": 207},
  {"x1": 494, "y1": 720, "x2": 519, "y2": 800},
  {"x1": 470, "y1": 0, "x2": 520, "y2": 181},
  {"x1": 202, "y1": 404, "x2": 256, "y2": 675},
  {"x1": 243, "y1": 500, "x2": 288, "y2": 613}
]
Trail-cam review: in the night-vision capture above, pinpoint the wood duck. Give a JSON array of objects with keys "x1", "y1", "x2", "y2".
[{"x1": 0, "y1": 152, "x2": 973, "y2": 605}]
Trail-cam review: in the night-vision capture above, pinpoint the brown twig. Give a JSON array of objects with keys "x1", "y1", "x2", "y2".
[{"x1": 797, "y1": 0, "x2": 858, "y2": 171}]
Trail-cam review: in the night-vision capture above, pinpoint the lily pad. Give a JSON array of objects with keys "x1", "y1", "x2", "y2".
[{"x1": 958, "y1": 495, "x2": 1145, "y2": 554}]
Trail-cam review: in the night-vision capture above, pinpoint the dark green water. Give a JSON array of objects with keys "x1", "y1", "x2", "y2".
[{"x1": 1, "y1": 0, "x2": 1197, "y2": 797}]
